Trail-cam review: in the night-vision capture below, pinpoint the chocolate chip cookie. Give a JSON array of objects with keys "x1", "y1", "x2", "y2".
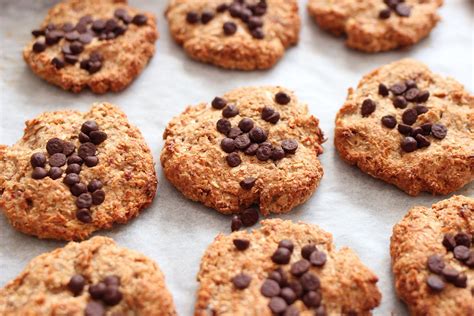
[
  {"x1": 165, "y1": 0, "x2": 300, "y2": 70},
  {"x1": 161, "y1": 86, "x2": 324, "y2": 216},
  {"x1": 307, "y1": 0, "x2": 443, "y2": 52},
  {"x1": 23, "y1": 0, "x2": 158, "y2": 93},
  {"x1": 335, "y1": 59, "x2": 474, "y2": 196},
  {"x1": 0, "y1": 236, "x2": 176, "y2": 315},
  {"x1": 391, "y1": 195, "x2": 474, "y2": 315},
  {"x1": 0, "y1": 103, "x2": 157, "y2": 240},
  {"x1": 195, "y1": 219, "x2": 381, "y2": 315}
]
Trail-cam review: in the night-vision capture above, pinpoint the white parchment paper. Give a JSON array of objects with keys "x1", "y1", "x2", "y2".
[{"x1": 0, "y1": 1, "x2": 473, "y2": 315}]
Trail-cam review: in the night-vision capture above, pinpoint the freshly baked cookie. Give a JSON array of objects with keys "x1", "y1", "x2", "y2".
[
  {"x1": 195, "y1": 219, "x2": 381, "y2": 315},
  {"x1": 391, "y1": 195, "x2": 474, "y2": 315},
  {"x1": 23, "y1": 0, "x2": 158, "y2": 93},
  {"x1": 161, "y1": 86, "x2": 324, "y2": 217},
  {"x1": 165, "y1": 0, "x2": 300, "y2": 70},
  {"x1": 0, "y1": 236, "x2": 176, "y2": 316},
  {"x1": 307, "y1": 0, "x2": 443, "y2": 52},
  {"x1": 0, "y1": 103, "x2": 157, "y2": 240},
  {"x1": 335, "y1": 59, "x2": 474, "y2": 196}
]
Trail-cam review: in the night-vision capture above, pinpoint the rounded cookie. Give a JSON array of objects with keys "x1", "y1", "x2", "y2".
[
  {"x1": 165, "y1": 0, "x2": 300, "y2": 70},
  {"x1": 0, "y1": 103, "x2": 157, "y2": 240},
  {"x1": 195, "y1": 219, "x2": 381, "y2": 315},
  {"x1": 390, "y1": 195, "x2": 474, "y2": 315},
  {"x1": 335, "y1": 59, "x2": 474, "y2": 196},
  {"x1": 0, "y1": 236, "x2": 176, "y2": 315},
  {"x1": 307, "y1": 0, "x2": 442, "y2": 52},
  {"x1": 23, "y1": 0, "x2": 158, "y2": 93},
  {"x1": 161, "y1": 86, "x2": 324, "y2": 216}
]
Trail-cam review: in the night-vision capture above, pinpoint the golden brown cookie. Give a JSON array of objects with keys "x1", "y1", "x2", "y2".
[
  {"x1": 195, "y1": 219, "x2": 381, "y2": 315},
  {"x1": 307, "y1": 0, "x2": 443, "y2": 52},
  {"x1": 0, "y1": 236, "x2": 176, "y2": 316},
  {"x1": 390, "y1": 195, "x2": 474, "y2": 315},
  {"x1": 0, "y1": 103, "x2": 157, "y2": 240},
  {"x1": 335, "y1": 59, "x2": 474, "y2": 196},
  {"x1": 165, "y1": 0, "x2": 300, "y2": 70},
  {"x1": 23, "y1": 0, "x2": 158, "y2": 94},
  {"x1": 161, "y1": 86, "x2": 324, "y2": 217}
]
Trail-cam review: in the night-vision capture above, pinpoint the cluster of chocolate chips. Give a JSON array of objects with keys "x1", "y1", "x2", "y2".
[
  {"x1": 425, "y1": 232, "x2": 473, "y2": 292},
  {"x1": 186, "y1": 0, "x2": 268, "y2": 39},
  {"x1": 67, "y1": 274, "x2": 122, "y2": 316},
  {"x1": 231, "y1": 239, "x2": 328, "y2": 315},
  {"x1": 30, "y1": 120, "x2": 107, "y2": 224},
  {"x1": 31, "y1": 9, "x2": 148, "y2": 73},
  {"x1": 231, "y1": 207, "x2": 259, "y2": 231},
  {"x1": 379, "y1": 0, "x2": 411, "y2": 19},
  {"x1": 361, "y1": 79, "x2": 448, "y2": 153}
]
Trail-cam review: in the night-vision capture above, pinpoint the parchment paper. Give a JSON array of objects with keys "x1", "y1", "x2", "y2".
[{"x1": 0, "y1": 1, "x2": 473, "y2": 315}]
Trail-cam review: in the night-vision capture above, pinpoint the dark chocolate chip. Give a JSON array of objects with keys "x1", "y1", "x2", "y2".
[
  {"x1": 89, "y1": 282, "x2": 107, "y2": 299},
  {"x1": 66, "y1": 163, "x2": 81, "y2": 174},
  {"x1": 82, "y1": 121, "x2": 99, "y2": 134},
  {"x1": 67, "y1": 154, "x2": 83, "y2": 165},
  {"x1": 76, "y1": 209, "x2": 92, "y2": 223},
  {"x1": 233, "y1": 238, "x2": 250, "y2": 251},
  {"x1": 64, "y1": 173, "x2": 80, "y2": 186},
  {"x1": 104, "y1": 275, "x2": 120, "y2": 286},
  {"x1": 426, "y1": 274, "x2": 444, "y2": 292},
  {"x1": 300, "y1": 272, "x2": 320, "y2": 291},
  {"x1": 271, "y1": 146, "x2": 285, "y2": 161},
  {"x1": 76, "y1": 192, "x2": 93, "y2": 209},
  {"x1": 70, "y1": 41, "x2": 84, "y2": 55},
  {"x1": 268, "y1": 297, "x2": 287, "y2": 314},
  {"x1": 212, "y1": 97, "x2": 227, "y2": 109},
  {"x1": 32, "y1": 167, "x2": 48, "y2": 179},
  {"x1": 85, "y1": 301, "x2": 105, "y2": 316},
  {"x1": 49, "y1": 153, "x2": 67, "y2": 167},
  {"x1": 232, "y1": 273, "x2": 252, "y2": 289},
  {"x1": 235, "y1": 134, "x2": 251, "y2": 150},
  {"x1": 261, "y1": 106, "x2": 280, "y2": 124},
  {"x1": 132, "y1": 14, "x2": 147, "y2": 26},
  {"x1": 401, "y1": 136, "x2": 418, "y2": 153},
  {"x1": 397, "y1": 124, "x2": 413, "y2": 135},
  {"x1": 231, "y1": 215, "x2": 243, "y2": 232},
  {"x1": 275, "y1": 92, "x2": 291, "y2": 105},
  {"x1": 416, "y1": 90, "x2": 430, "y2": 103},
  {"x1": 302, "y1": 291, "x2": 322, "y2": 307},
  {"x1": 84, "y1": 156, "x2": 99, "y2": 167},
  {"x1": 402, "y1": 108, "x2": 418, "y2": 125},
  {"x1": 89, "y1": 131, "x2": 107, "y2": 145},
  {"x1": 227, "y1": 127, "x2": 242, "y2": 139},
  {"x1": 201, "y1": 11, "x2": 214, "y2": 24},
  {"x1": 251, "y1": 28, "x2": 264, "y2": 39},
  {"x1": 78, "y1": 142, "x2": 97, "y2": 159},
  {"x1": 271, "y1": 248, "x2": 291, "y2": 264},
  {"x1": 315, "y1": 306, "x2": 327, "y2": 316},
  {"x1": 419, "y1": 123, "x2": 432, "y2": 136},
  {"x1": 247, "y1": 16, "x2": 263, "y2": 29},
  {"x1": 79, "y1": 132, "x2": 91, "y2": 143},
  {"x1": 411, "y1": 127, "x2": 423, "y2": 137},
  {"x1": 427, "y1": 254, "x2": 445, "y2": 274},
  {"x1": 249, "y1": 127, "x2": 267, "y2": 143},
  {"x1": 51, "y1": 57, "x2": 65, "y2": 69},
  {"x1": 290, "y1": 259, "x2": 310, "y2": 277},
  {"x1": 278, "y1": 240, "x2": 294, "y2": 252},
  {"x1": 288, "y1": 280, "x2": 303, "y2": 298},
  {"x1": 431, "y1": 123, "x2": 447, "y2": 139},
  {"x1": 442, "y1": 233, "x2": 456, "y2": 251},
  {"x1": 216, "y1": 118, "x2": 232, "y2": 135},
  {"x1": 405, "y1": 80, "x2": 417, "y2": 89},
  {"x1": 221, "y1": 138, "x2": 236, "y2": 153},
  {"x1": 381, "y1": 115, "x2": 397, "y2": 129},
  {"x1": 71, "y1": 183, "x2": 88, "y2": 197},
  {"x1": 395, "y1": 3, "x2": 411, "y2": 17},
  {"x1": 240, "y1": 177, "x2": 256, "y2": 190},
  {"x1": 222, "y1": 104, "x2": 239, "y2": 118},
  {"x1": 244, "y1": 143, "x2": 259, "y2": 156},
  {"x1": 32, "y1": 29, "x2": 45, "y2": 37},
  {"x1": 455, "y1": 233, "x2": 472, "y2": 247},
  {"x1": 238, "y1": 118, "x2": 254, "y2": 132},
  {"x1": 48, "y1": 167, "x2": 63, "y2": 180},
  {"x1": 405, "y1": 88, "x2": 420, "y2": 101},
  {"x1": 310, "y1": 251, "x2": 327, "y2": 267},
  {"x1": 379, "y1": 8, "x2": 391, "y2": 19},
  {"x1": 87, "y1": 179, "x2": 103, "y2": 192},
  {"x1": 33, "y1": 41, "x2": 46, "y2": 53},
  {"x1": 453, "y1": 245, "x2": 470, "y2": 261},
  {"x1": 378, "y1": 83, "x2": 389, "y2": 96},
  {"x1": 31, "y1": 152, "x2": 47, "y2": 168},
  {"x1": 453, "y1": 273, "x2": 468, "y2": 288},
  {"x1": 226, "y1": 152, "x2": 241, "y2": 167},
  {"x1": 415, "y1": 105, "x2": 429, "y2": 115},
  {"x1": 92, "y1": 190, "x2": 105, "y2": 205},
  {"x1": 217, "y1": 4, "x2": 228, "y2": 13},
  {"x1": 280, "y1": 287, "x2": 297, "y2": 305},
  {"x1": 415, "y1": 134, "x2": 431, "y2": 148},
  {"x1": 223, "y1": 22, "x2": 237, "y2": 35},
  {"x1": 46, "y1": 138, "x2": 64, "y2": 155},
  {"x1": 241, "y1": 207, "x2": 259, "y2": 227},
  {"x1": 281, "y1": 139, "x2": 298, "y2": 154},
  {"x1": 68, "y1": 274, "x2": 85, "y2": 295},
  {"x1": 390, "y1": 83, "x2": 407, "y2": 95},
  {"x1": 103, "y1": 285, "x2": 123, "y2": 306},
  {"x1": 261, "y1": 279, "x2": 281, "y2": 297},
  {"x1": 256, "y1": 144, "x2": 272, "y2": 161},
  {"x1": 65, "y1": 31, "x2": 80, "y2": 41},
  {"x1": 442, "y1": 266, "x2": 459, "y2": 283},
  {"x1": 301, "y1": 244, "x2": 317, "y2": 260},
  {"x1": 393, "y1": 96, "x2": 408, "y2": 109},
  {"x1": 186, "y1": 11, "x2": 200, "y2": 24},
  {"x1": 465, "y1": 251, "x2": 474, "y2": 268}
]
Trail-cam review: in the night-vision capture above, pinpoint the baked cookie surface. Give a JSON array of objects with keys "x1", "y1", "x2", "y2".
[
  {"x1": 161, "y1": 86, "x2": 324, "y2": 216},
  {"x1": 307, "y1": 0, "x2": 443, "y2": 52},
  {"x1": 390, "y1": 195, "x2": 474, "y2": 315},
  {"x1": 165, "y1": 0, "x2": 300, "y2": 70},
  {"x1": 0, "y1": 236, "x2": 176, "y2": 316},
  {"x1": 23, "y1": 0, "x2": 158, "y2": 93},
  {"x1": 195, "y1": 219, "x2": 381, "y2": 315},
  {"x1": 0, "y1": 103, "x2": 157, "y2": 240},
  {"x1": 335, "y1": 59, "x2": 474, "y2": 196}
]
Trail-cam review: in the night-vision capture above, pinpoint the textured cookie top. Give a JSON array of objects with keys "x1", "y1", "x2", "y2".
[
  {"x1": 195, "y1": 219, "x2": 381, "y2": 315},
  {"x1": 166, "y1": 0, "x2": 300, "y2": 70},
  {"x1": 391, "y1": 195, "x2": 474, "y2": 315},
  {"x1": 23, "y1": 0, "x2": 158, "y2": 93},
  {"x1": 161, "y1": 86, "x2": 324, "y2": 216},
  {"x1": 307, "y1": 0, "x2": 443, "y2": 52},
  {"x1": 335, "y1": 59, "x2": 474, "y2": 195},
  {"x1": 0, "y1": 236, "x2": 176, "y2": 316},
  {"x1": 0, "y1": 103, "x2": 157, "y2": 240}
]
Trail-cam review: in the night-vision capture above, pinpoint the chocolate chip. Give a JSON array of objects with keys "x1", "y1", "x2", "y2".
[
  {"x1": 223, "y1": 22, "x2": 237, "y2": 35},
  {"x1": 46, "y1": 31, "x2": 63, "y2": 45},
  {"x1": 48, "y1": 167, "x2": 63, "y2": 180},
  {"x1": 290, "y1": 259, "x2": 310, "y2": 277},
  {"x1": 405, "y1": 88, "x2": 420, "y2": 101},
  {"x1": 201, "y1": 11, "x2": 214, "y2": 24},
  {"x1": 65, "y1": 31, "x2": 80, "y2": 41},
  {"x1": 300, "y1": 272, "x2": 320, "y2": 291},
  {"x1": 256, "y1": 145, "x2": 272, "y2": 161},
  {"x1": 379, "y1": 8, "x2": 391, "y2": 19},
  {"x1": 33, "y1": 40, "x2": 46, "y2": 53},
  {"x1": 415, "y1": 105, "x2": 428, "y2": 115},
  {"x1": 222, "y1": 104, "x2": 239, "y2": 118},
  {"x1": 405, "y1": 80, "x2": 417, "y2": 89},
  {"x1": 280, "y1": 287, "x2": 297, "y2": 305},
  {"x1": 85, "y1": 301, "x2": 104, "y2": 316},
  {"x1": 455, "y1": 233, "x2": 472, "y2": 247},
  {"x1": 261, "y1": 279, "x2": 281, "y2": 297},
  {"x1": 103, "y1": 275, "x2": 120, "y2": 286},
  {"x1": 233, "y1": 239, "x2": 250, "y2": 251},
  {"x1": 103, "y1": 285, "x2": 123, "y2": 306},
  {"x1": 216, "y1": 118, "x2": 232, "y2": 135},
  {"x1": 70, "y1": 41, "x2": 84, "y2": 55},
  {"x1": 232, "y1": 273, "x2": 252, "y2": 289},
  {"x1": 68, "y1": 155, "x2": 83, "y2": 165},
  {"x1": 49, "y1": 153, "x2": 67, "y2": 167},
  {"x1": 89, "y1": 282, "x2": 106, "y2": 299},
  {"x1": 76, "y1": 209, "x2": 92, "y2": 223},
  {"x1": 378, "y1": 83, "x2": 389, "y2": 96},
  {"x1": 78, "y1": 142, "x2": 97, "y2": 159},
  {"x1": 402, "y1": 108, "x2": 418, "y2": 125},
  {"x1": 68, "y1": 274, "x2": 85, "y2": 295},
  {"x1": 420, "y1": 123, "x2": 432, "y2": 135},
  {"x1": 240, "y1": 177, "x2": 256, "y2": 190},
  {"x1": 186, "y1": 11, "x2": 200, "y2": 24},
  {"x1": 92, "y1": 190, "x2": 105, "y2": 205},
  {"x1": 89, "y1": 131, "x2": 107, "y2": 145},
  {"x1": 84, "y1": 156, "x2": 99, "y2": 167},
  {"x1": 302, "y1": 291, "x2": 322, "y2": 307},
  {"x1": 278, "y1": 240, "x2": 294, "y2": 252},
  {"x1": 131, "y1": 14, "x2": 147, "y2": 26},
  {"x1": 315, "y1": 306, "x2": 327, "y2": 316},
  {"x1": 241, "y1": 207, "x2": 259, "y2": 227},
  {"x1": 390, "y1": 83, "x2": 407, "y2": 95},
  {"x1": 249, "y1": 127, "x2": 267, "y2": 143},
  {"x1": 431, "y1": 123, "x2": 447, "y2": 139},
  {"x1": 310, "y1": 251, "x2": 327, "y2": 267},
  {"x1": 301, "y1": 244, "x2": 317, "y2": 259},
  {"x1": 79, "y1": 132, "x2": 91, "y2": 143},
  {"x1": 271, "y1": 248, "x2": 291, "y2": 264},
  {"x1": 426, "y1": 275, "x2": 444, "y2": 292},
  {"x1": 226, "y1": 152, "x2": 241, "y2": 167},
  {"x1": 238, "y1": 118, "x2": 254, "y2": 132},
  {"x1": 268, "y1": 297, "x2": 287, "y2": 314},
  {"x1": 46, "y1": 138, "x2": 64, "y2": 155},
  {"x1": 397, "y1": 124, "x2": 413, "y2": 135},
  {"x1": 82, "y1": 121, "x2": 99, "y2": 134},
  {"x1": 281, "y1": 139, "x2": 298, "y2": 154},
  {"x1": 32, "y1": 29, "x2": 45, "y2": 37},
  {"x1": 229, "y1": 3, "x2": 243, "y2": 17},
  {"x1": 427, "y1": 255, "x2": 445, "y2": 274},
  {"x1": 275, "y1": 92, "x2": 291, "y2": 105},
  {"x1": 86, "y1": 180, "x2": 102, "y2": 193},
  {"x1": 76, "y1": 192, "x2": 92, "y2": 209},
  {"x1": 31, "y1": 152, "x2": 46, "y2": 168},
  {"x1": 71, "y1": 183, "x2": 88, "y2": 197},
  {"x1": 401, "y1": 137, "x2": 417, "y2": 153},
  {"x1": 393, "y1": 96, "x2": 408, "y2": 109},
  {"x1": 452, "y1": 273, "x2": 467, "y2": 288},
  {"x1": 251, "y1": 28, "x2": 264, "y2": 39},
  {"x1": 271, "y1": 146, "x2": 285, "y2": 161},
  {"x1": 442, "y1": 233, "x2": 456, "y2": 250},
  {"x1": 217, "y1": 3, "x2": 228, "y2": 12},
  {"x1": 79, "y1": 33, "x2": 93, "y2": 44},
  {"x1": 442, "y1": 266, "x2": 459, "y2": 283},
  {"x1": 62, "y1": 22, "x2": 75, "y2": 32},
  {"x1": 212, "y1": 97, "x2": 227, "y2": 109},
  {"x1": 416, "y1": 90, "x2": 430, "y2": 103},
  {"x1": 227, "y1": 127, "x2": 243, "y2": 139},
  {"x1": 244, "y1": 143, "x2": 259, "y2": 156},
  {"x1": 261, "y1": 106, "x2": 280, "y2": 124},
  {"x1": 235, "y1": 134, "x2": 251, "y2": 150},
  {"x1": 221, "y1": 138, "x2": 236, "y2": 153},
  {"x1": 66, "y1": 163, "x2": 81, "y2": 174},
  {"x1": 465, "y1": 251, "x2": 474, "y2": 268},
  {"x1": 415, "y1": 134, "x2": 431, "y2": 148},
  {"x1": 247, "y1": 16, "x2": 263, "y2": 29},
  {"x1": 454, "y1": 245, "x2": 470, "y2": 261},
  {"x1": 381, "y1": 115, "x2": 397, "y2": 129},
  {"x1": 64, "y1": 173, "x2": 80, "y2": 186},
  {"x1": 231, "y1": 215, "x2": 243, "y2": 231},
  {"x1": 32, "y1": 167, "x2": 48, "y2": 179},
  {"x1": 288, "y1": 280, "x2": 303, "y2": 298},
  {"x1": 395, "y1": 3, "x2": 411, "y2": 17}
]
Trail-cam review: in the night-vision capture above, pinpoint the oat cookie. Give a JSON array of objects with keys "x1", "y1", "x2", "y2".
[
  {"x1": 335, "y1": 59, "x2": 474, "y2": 196},
  {"x1": 0, "y1": 236, "x2": 176, "y2": 316},
  {"x1": 165, "y1": 0, "x2": 300, "y2": 70},
  {"x1": 195, "y1": 219, "x2": 381, "y2": 315},
  {"x1": 391, "y1": 195, "x2": 474, "y2": 315},
  {"x1": 23, "y1": 0, "x2": 158, "y2": 93},
  {"x1": 0, "y1": 103, "x2": 157, "y2": 240},
  {"x1": 307, "y1": 0, "x2": 443, "y2": 52},
  {"x1": 161, "y1": 86, "x2": 324, "y2": 216}
]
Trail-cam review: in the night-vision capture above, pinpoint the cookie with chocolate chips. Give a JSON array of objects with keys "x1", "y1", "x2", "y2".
[
  {"x1": 0, "y1": 237, "x2": 176, "y2": 315},
  {"x1": 391, "y1": 195, "x2": 474, "y2": 315},
  {"x1": 0, "y1": 103, "x2": 157, "y2": 240},
  {"x1": 161, "y1": 86, "x2": 324, "y2": 216},
  {"x1": 165, "y1": 0, "x2": 300, "y2": 70},
  {"x1": 23, "y1": 0, "x2": 158, "y2": 93},
  {"x1": 335, "y1": 59, "x2": 473, "y2": 196},
  {"x1": 195, "y1": 219, "x2": 381, "y2": 315},
  {"x1": 307, "y1": 0, "x2": 443, "y2": 52}
]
